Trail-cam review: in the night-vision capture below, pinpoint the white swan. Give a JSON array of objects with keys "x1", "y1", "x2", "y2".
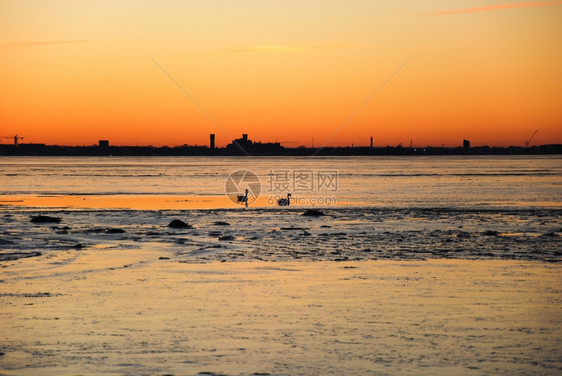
[
  {"x1": 237, "y1": 189, "x2": 248, "y2": 207},
  {"x1": 277, "y1": 193, "x2": 291, "y2": 206}
]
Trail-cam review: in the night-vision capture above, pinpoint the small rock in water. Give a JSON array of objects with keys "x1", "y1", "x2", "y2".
[
  {"x1": 86, "y1": 228, "x2": 106, "y2": 233},
  {"x1": 0, "y1": 251, "x2": 42, "y2": 261},
  {"x1": 106, "y1": 228, "x2": 126, "y2": 234},
  {"x1": 213, "y1": 221, "x2": 231, "y2": 226},
  {"x1": 168, "y1": 219, "x2": 191, "y2": 229},
  {"x1": 30, "y1": 215, "x2": 61, "y2": 223},
  {"x1": 541, "y1": 232, "x2": 558, "y2": 237},
  {"x1": 302, "y1": 209, "x2": 325, "y2": 217},
  {"x1": 483, "y1": 230, "x2": 499, "y2": 236},
  {"x1": 219, "y1": 235, "x2": 235, "y2": 241}
]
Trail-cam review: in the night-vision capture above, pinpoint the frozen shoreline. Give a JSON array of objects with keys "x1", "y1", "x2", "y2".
[
  {"x1": 2, "y1": 205, "x2": 561, "y2": 374},
  {"x1": 1, "y1": 255, "x2": 561, "y2": 375},
  {"x1": 1, "y1": 206, "x2": 561, "y2": 263}
]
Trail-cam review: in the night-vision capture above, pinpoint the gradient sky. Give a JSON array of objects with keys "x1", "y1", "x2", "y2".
[{"x1": 1, "y1": 1, "x2": 561, "y2": 147}]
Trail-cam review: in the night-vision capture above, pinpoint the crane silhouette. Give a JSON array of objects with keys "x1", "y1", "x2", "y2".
[
  {"x1": 0, "y1": 135, "x2": 24, "y2": 146},
  {"x1": 524, "y1": 130, "x2": 538, "y2": 148}
]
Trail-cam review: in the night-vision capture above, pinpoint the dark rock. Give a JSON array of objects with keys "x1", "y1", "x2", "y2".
[
  {"x1": 0, "y1": 251, "x2": 41, "y2": 261},
  {"x1": 213, "y1": 221, "x2": 231, "y2": 226},
  {"x1": 0, "y1": 239, "x2": 15, "y2": 246},
  {"x1": 457, "y1": 231, "x2": 471, "y2": 238},
  {"x1": 86, "y1": 228, "x2": 106, "y2": 233},
  {"x1": 542, "y1": 232, "x2": 558, "y2": 237},
  {"x1": 0, "y1": 292, "x2": 51, "y2": 298},
  {"x1": 168, "y1": 219, "x2": 191, "y2": 229},
  {"x1": 73, "y1": 243, "x2": 84, "y2": 250},
  {"x1": 106, "y1": 228, "x2": 126, "y2": 234},
  {"x1": 303, "y1": 209, "x2": 325, "y2": 217},
  {"x1": 218, "y1": 235, "x2": 235, "y2": 241},
  {"x1": 483, "y1": 230, "x2": 499, "y2": 236},
  {"x1": 159, "y1": 256, "x2": 170, "y2": 260},
  {"x1": 30, "y1": 215, "x2": 61, "y2": 224}
]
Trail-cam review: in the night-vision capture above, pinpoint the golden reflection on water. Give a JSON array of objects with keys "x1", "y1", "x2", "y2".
[
  {"x1": 0, "y1": 194, "x2": 357, "y2": 210},
  {"x1": 0, "y1": 195, "x2": 253, "y2": 210}
]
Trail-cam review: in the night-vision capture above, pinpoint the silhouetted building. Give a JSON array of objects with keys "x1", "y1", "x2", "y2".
[
  {"x1": 227, "y1": 134, "x2": 252, "y2": 153},
  {"x1": 370, "y1": 137, "x2": 373, "y2": 149},
  {"x1": 463, "y1": 139, "x2": 470, "y2": 149},
  {"x1": 210, "y1": 134, "x2": 215, "y2": 149},
  {"x1": 226, "y1": 134, "x2": 284, "y2": 155},
  {"x1": 99, "y1": 140, "x2": 109, "y2": 148}
]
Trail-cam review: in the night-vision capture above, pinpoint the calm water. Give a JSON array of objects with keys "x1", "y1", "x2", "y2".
[{"x1": 1, "y1": 155, "x2": 561, "y2": 209}]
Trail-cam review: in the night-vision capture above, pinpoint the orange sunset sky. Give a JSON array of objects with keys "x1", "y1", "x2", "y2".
[{"x1": 1, "y1": 1, "x2": 561, "y2": 148}]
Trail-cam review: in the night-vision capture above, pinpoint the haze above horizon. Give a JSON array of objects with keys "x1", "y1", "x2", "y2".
[{"x1": 1, "y1": 1, "x2": 561, "y2": 147}]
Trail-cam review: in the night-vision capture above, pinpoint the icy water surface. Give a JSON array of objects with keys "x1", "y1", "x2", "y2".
[
  {"x1": 1, "y1": 259, "x2": 560, "y2": 375},
  {"x1": 1, "y1": 155, "x2": 561, "y2": 208},
  {"x1": 1, "y1": 155, "x2": 561, "y2": 375},
  {"x1": 1, "y1": 155, "x2": 561, "y2": 262},
  {"x1": 1, "y1": 207, "x2": 561, "y2": 263}
]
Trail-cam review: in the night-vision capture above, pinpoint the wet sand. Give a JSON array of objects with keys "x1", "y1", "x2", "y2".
[{"x1": 1, "y1": 245, "x2": 561, "y2": 375}]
